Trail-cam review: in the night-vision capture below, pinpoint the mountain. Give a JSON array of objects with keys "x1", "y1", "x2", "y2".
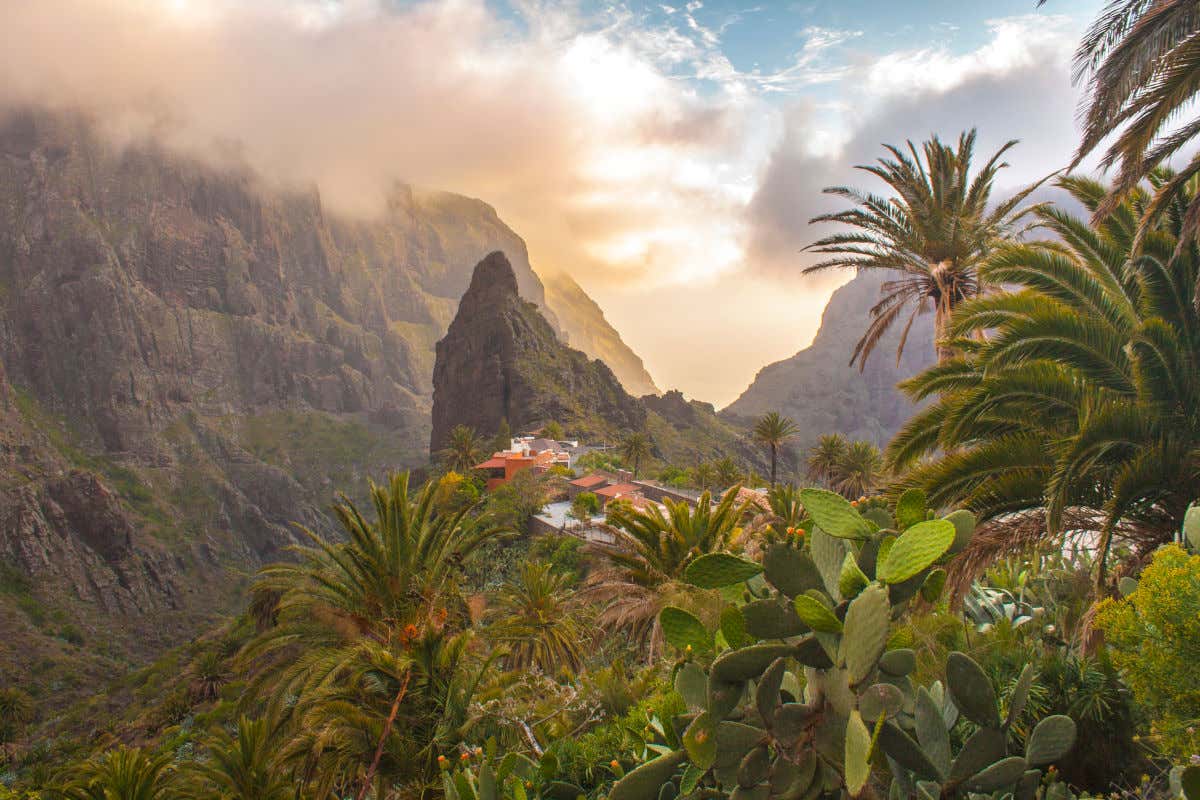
[
  {"x1": 431, "y1": 252, "x2": 647, "y2": 450},
  {"x1": 0, "y1": 107, "x2": 656, "y2": 700},
  {"x1": 541, "y1": 272, "x2": 660, "y2": 397},
  {"x1": 432, "y1": 253, "x2": 758, "y2": 466},
  {"x1": 725, "y1": 270, "x2": 935, "y2": 451}
]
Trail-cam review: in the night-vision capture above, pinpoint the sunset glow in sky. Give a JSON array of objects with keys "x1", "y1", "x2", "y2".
[{"x1": 3, "y1": 0, "x2": 1105, "y2": 404}]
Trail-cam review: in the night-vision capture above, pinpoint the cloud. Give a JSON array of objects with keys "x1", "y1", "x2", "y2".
[
  {"x1": 0, "y1": 1, "x2": 1093, "y2": 404},
  {"x1": 1, "y1": 0, "x2": 772, "y2": 290},
  {"x1": 744, "y1": 13, "x2": 1082, "y2": 283}
]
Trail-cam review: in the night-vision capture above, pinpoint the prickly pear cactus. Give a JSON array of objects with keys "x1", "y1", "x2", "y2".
[{"x1": 628, "y1": 489, "x2": 1078, "y2": 800}]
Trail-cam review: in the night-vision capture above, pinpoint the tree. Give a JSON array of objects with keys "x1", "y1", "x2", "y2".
[
  {"x1": 242, "y1": 472, "x2": 510, "y2": 797},
  {"x1": 542, "y1": 421, "x2": 564, "y2": 440},
  {"x1": 691, "y1": 462, "x2": 717, "y2": 492},
  {"x1": 189, "y1": 717, "x2": 294, "y2": 800},
  {"x1": 714, "y1": 456, "x2": 744, "y2": 490},
  {"x1": 439, "y1": 425, "x2": 487, "y2": 473},
  {"x1": 570, "y1": 491, "x2": 600, "y2": 526},
  {"x1": 831, "y1": 440, "x2": 884, "y2": 500},
  {"x1": 486, "y1": 562, "x2": 587, "y2": 675},
  {"x1": 751, "y1": 411, "x2": 799, "y2": 487},
  {"x1": 582, "y1": 488, "x2": 750, "y2": 657},
  {"x1": 619, "y1": 432, "x2": 652, "y2": 479},
  {"x1": 0, "y1": 688, "x2": 33, "y2": 765},
  {"x1": 488, "y1": 469, "x2": 547, "y2": 530},
  {"x1": 804, "y1": 130, "x2": 1045, "y2": 364},
  {"x1": 806, "y1": 433, "x2": 848, "y2": 487},
  {"x1": 53, "y1": 747, "x2": 175, "y2": 800},
  {"x1": 889, "y1": 174, "x2": 1200, "y2": 588},
  {"x1": 492, "y1": 418, "x2": 512, "y2": 454},
  {"x1": 1069, "y1": 0, "x2": 1200, "y2": 253}
]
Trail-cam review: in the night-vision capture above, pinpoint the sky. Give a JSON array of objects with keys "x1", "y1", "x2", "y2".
[{"x1": 2, "y1": 0, "x2": 1105, "y2": 405}]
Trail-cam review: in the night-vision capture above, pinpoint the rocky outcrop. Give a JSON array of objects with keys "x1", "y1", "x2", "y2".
[
  {"x1": 431, "y1": 252, "x2": 646, "y2": 449},
  {"x1": 725, "y1": 270, "x2": 935, "y2": 450},
  {"x1": 542, "y1": 272, "x2": 659, "y2": 397}
]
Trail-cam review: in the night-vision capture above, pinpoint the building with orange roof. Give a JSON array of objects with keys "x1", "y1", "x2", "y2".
[
  {"x1": 593, "y1": 482, "x2": 642, "y2": 508},
  {"x1": 474, "y1": 448, "x2": 559, "y2": 491},
  {"x1": 567, "y1": 472, "x2": 611, "y2": 498}
]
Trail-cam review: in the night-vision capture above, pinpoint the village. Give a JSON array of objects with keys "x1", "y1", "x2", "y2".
[{"x1": 473, "y1": 432, "x2": 768, "y2": 543}]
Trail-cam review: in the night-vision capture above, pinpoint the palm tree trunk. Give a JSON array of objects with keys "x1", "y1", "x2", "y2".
[
  {"x1": 769, "y1": 444, "x2": 777, "y2": 487},
  {"x1": 934, "y1": 292, "x2": 956, "y2": 363},
  {"x1": 358, "y1": 669, "x2": 412, "y2": 800}
]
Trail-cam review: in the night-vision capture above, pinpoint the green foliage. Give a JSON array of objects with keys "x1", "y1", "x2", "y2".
[
  {"x1": 643, "y1": 491, "x2": 1077, "y2": 800},
  {"x1": 890, "y1": 174, "x2": 1200, "y2": 581},
  {"x1": 803, "y1": 129, "x2": 1044, "y2": 367},
  {"x1": 1096, "y1": 544, "x2": 1200, "y2": 760}
]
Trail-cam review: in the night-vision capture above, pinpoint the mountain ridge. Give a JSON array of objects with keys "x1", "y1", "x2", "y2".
[{"x1": 726, "y1": 270, "x2": 935, "y2": 452}]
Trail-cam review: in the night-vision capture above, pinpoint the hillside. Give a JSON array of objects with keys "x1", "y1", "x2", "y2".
[
  {"x1": 0, "y1": 108, "x2": 657, "y2": 700},
  {"x1": 725, "y1": 270, "x2": 935, "y2": 451},
  {"x1": 541, "y1": 272, "x2": 660, "y2": 397}
]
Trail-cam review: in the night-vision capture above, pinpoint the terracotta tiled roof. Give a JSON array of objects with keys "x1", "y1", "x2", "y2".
[
  {"x1": 595, "y1": 483, "x2": 639, "y2": 498},
  {"x1": 570, "y1": 474, "x2": 609, "y2": 488},
  {"x1": 474, "y1": 457, "x2": 508, "y2": 470}
]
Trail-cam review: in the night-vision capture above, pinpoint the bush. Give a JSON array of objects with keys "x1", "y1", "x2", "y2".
[{"x1": 1096, "y1": 544, "x2": 1200, "y2": 760}]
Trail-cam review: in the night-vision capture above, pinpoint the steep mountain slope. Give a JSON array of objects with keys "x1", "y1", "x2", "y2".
[
  {"x1": 431, "y1": 252, "x2": 647, "y2": 449},
  {"x1": 432, "y1": 253, "x2": 757, "y2": 466},
  {"x1": 726, "y1": 270, "x2": 935, "y2": 450},
  {"x1": 541, "y1": 272, "x2": 660, "y2": 397},
  {"x1": 0, "y1": 108, "x2": 657, "y2": 698}
]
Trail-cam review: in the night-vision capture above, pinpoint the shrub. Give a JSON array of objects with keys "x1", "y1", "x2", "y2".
[{"x1": 1096, "y1": 544, "x2": 1200, "y2": 760}]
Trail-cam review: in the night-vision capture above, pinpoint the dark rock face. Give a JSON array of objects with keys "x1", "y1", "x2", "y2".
[
  {"x1": 431, "y1": 252, "x2": 647, "y2": 450},
  {"x1": 725, "y1": 270, "x2": 935, "y2": 450}
]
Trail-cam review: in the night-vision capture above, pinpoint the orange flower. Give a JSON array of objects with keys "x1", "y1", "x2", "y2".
[{"x1": 610, "y1": 760, "x2": 620, "y2": 769}]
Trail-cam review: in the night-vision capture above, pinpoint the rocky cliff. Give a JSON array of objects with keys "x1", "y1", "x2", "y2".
[
  {"x1": 725, "y1": 270, "x2": 935, "y2": 450},
  {"x1": 542, "y1": 272, "x2": 659, "y2": 397},
  {"x1": 431, "y1": 254, "x2": 759, "y2": 470},
  {"x1": 431, "y1": 253, "x2": 647, "y2": 449},
  {"x1": 0, "y1": 108, "x2": 658, "y2": 698}
]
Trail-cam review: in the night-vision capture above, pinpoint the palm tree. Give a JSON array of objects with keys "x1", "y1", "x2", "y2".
[
  {"x1": 832, "y1": 440, "x2": 885, "y2": 500},
  {"x1": 582, "y1": 488, "x2": 750, "y2": 657},
  {"x1": 1068, "y1": 0, "x2": 1200, "y2": 252},
  {"x1": 51, "y1": 747, "x2": 175, "y2": 800},
  {"x1": 714, "y1": 456, "x2": 744, "y2": 490},
  {"x1": 440, "y1": 424, "x2": 487, "y2": 472},
  {"x1": 619, "y1": 432, "x2": 653, "y2": 479},
  {"x1": 189, "y1": 717, "x2": 294, "y2": 800},
  {"x1": 242, "y1": 472, "x2": 510, "y2": 798},
  {"x1": 752, "y1": 412, "x2": 799, "y2": 486},
  {"x1": 806, "y1": 433, "x2": 848, "y2": 487},
  {"x1": 692, "y1": 462, "x2": 717, "y2": 492},
  {"x1": 888, "y1": 173, "x2": 1200, "y2": 589},
  {"x1": 804, "y1": 130, "x2": 1045, "y2": 365},
  {"x1": 486, "y1": 562, "x2": 587, "y2": 675}
]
